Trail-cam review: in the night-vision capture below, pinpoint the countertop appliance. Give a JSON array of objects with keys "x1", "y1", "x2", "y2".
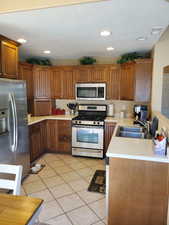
[
  {"x1": 72, "y1": 104, "x2": 107, "y2": 158},
  {"x1": 107, "y1": 104, "x2": 114, "y2": 117},
  {"x1": 134, "y1": 105, "x2": 148, "y2": 124},
  {"x1": 0, "y1": 78, "x2": 30, "y2": 179},
  {"x1": 75, "y1": 83, "x2": 106, "y2": 100}
]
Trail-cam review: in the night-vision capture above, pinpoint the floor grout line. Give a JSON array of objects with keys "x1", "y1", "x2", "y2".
[{"x1": 23, "y1": 153, "x2": 106, "y2": 224}]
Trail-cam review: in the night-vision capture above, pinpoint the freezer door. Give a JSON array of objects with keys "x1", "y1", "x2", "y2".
[{"x1": 0, "y1": 78, "x2": 30, "y2": 177}]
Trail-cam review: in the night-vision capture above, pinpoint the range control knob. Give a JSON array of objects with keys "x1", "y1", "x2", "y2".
[
  {"x1": 97, "y1": 122, "x2": 100, "y2": 125},
  {"x1": 93, "y1": 121, "x2": 96, "y2": 125},
  {"x1": 78, "y1": 121, "x2": 81, "y2": 124}
]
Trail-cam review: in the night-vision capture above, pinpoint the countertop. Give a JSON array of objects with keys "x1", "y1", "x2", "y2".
[
  {"x1": 28, "y1": 115, "x2": 119, "y2": 125},
  {"x1": 106, "y1": 118, "x2": 169, "y2": 163},
  {"x1": 28, "y1": 115, "x2": 75, "y2": 125}
]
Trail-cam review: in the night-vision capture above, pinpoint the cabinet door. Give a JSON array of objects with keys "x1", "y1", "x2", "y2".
[
  {"x1": 51, "y1": 68, "x2": 62, "y2": 99},
  {"x1": 120, "y1": 63, "x2": 135, "y2": 100},
  {"x1": 76, "y1": 67, "x2": 90, "y2": 82},
  {"x1": 57, "y1": 120, "x2": 72, "y2": 154},
  {"x1": 34, "y1": 99, "x2": 52, "y2": 116},
  {"x1": 29, "y1": 123, "x2": 41, "y2": 162},
  {"x1": 46, "y1": 120, "x2": 58, "y2": 152},
  {"x1": 104, "y1": 122, "x2": 116, "y2": 154},
  {"x1": 40, "y1": 120, "x2": 47, "y2": 154},
  {"x1": 89, "y1": 67, "x2": 107, "y2": 82},
  {"x1": 135, "y1": 59, "x2": 152, "y2": 102},
  {"x1": 1, "y1": 41, "x2": 18, "y2": 79},
  {"x1": 107, "y1": 68, "x2": 120, "y2": 100},
  {"x1": 33, "y1": 66, "x2": 51, "y2": 99},
  {"x1": 61, "y1": 68, "x2": 75, "y2": 99},
  {"x1": 18, "y1": 63, "x2": 33, "y2": 99}
]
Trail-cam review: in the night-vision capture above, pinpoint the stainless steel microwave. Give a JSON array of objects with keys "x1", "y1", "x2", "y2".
[{"x1": 75, "y1": 83, "x2": 106, "y2": 100}]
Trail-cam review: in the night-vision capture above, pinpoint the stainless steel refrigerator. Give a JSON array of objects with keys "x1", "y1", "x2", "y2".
[{"x1": 0, "y1": 78, "x2": 30, "y2": 178}]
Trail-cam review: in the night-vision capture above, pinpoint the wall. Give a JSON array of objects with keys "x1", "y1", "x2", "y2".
[
  {"x1": 50, "y1": 57, "x2": 119, "y2": 66},
  {"x1": 151, "y1": 26, "x2": 169, "y2": 112},
  {"x1": 151, "y1": 26, "x2": 169, "y2": 132},
  {"x1": 55, "y1": 99, "x2": 150, "y2": 118}
]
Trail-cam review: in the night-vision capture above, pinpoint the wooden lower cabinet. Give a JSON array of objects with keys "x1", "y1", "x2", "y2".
[
  {"x1": 104, "y1": 122, "x2": 116, "y2": 154},
  {"x1": 29, "y1": 121, "x2": 47, "y2": 162},
  {"x1": 46, "y1": 120, "x2": 72, "y2": 154},
  {"x1": 46, "y1": 120, "x2": 58, "y2": 152},
  {"x1": 57, "y1": 120, "x2": 72, "y2": 154},
  {"x1": 108, "y1": 158, "x2": 168, "y2": 225}
]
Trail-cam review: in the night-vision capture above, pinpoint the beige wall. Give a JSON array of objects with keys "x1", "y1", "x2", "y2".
[
  {"x1": 0, "y1": 0, "x2": 105, "y2": 14},
  {"x1": 51, "y1": 56, "x2": 119, "y2": 65},
  {"x1": 151, "y1": 26, "x2": 169, "y2": 112}
]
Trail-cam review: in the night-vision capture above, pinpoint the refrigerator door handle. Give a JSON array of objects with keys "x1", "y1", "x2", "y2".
[{"x1": 9, "y1": 93, "x2": 18, "y2": 152}]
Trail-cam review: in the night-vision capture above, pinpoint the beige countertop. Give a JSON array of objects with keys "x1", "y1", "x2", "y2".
[
  {"x1": 106, "y1": 118, "x2": 169, "y2": 163},
  {"x1": 28, "y1": 115, "x2": 75, "y2": 125},
  {"x1": 28, "y1": 115, "x2": 120, "y2": 125}
]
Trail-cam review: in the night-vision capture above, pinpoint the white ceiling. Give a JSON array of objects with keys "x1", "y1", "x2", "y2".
[{"x1": 0, "y1": 0, "x2": 169, "y2": 61}]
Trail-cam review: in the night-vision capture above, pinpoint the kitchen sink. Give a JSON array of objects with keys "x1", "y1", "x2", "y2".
[{"x1": 116, "y1": 126, "x2": 145, "y2": 139}]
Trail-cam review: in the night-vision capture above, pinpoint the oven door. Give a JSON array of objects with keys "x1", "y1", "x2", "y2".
[{"x1": 72, "y1": 125, "x2": 104, "y2": 149}]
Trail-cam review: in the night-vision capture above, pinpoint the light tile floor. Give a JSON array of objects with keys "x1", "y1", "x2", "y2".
[{"x1": 22, "y1": 153, "x2": 107, "y2": 225}]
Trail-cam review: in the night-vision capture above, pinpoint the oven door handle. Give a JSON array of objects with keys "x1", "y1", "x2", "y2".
[{"x1": 72, "y1": 125, "x2": 104, "y2": 129}]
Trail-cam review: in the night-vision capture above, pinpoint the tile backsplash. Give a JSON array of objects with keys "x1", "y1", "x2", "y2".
[{"x1": 55, "y1": 99, "x2": 150, "y2": 118}]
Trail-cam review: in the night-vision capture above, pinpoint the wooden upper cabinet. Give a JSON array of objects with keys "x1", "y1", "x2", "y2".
[
  {"x1": 89, "y1": 66, "x2": 107, "y2": 82},
  {"x1": 107, "y1": 67, "x2": 120, "y2": 100},
  {"x1": 76, "y1": 67, "x2": 90, "y2": 82},
  {"x1": 134, "y1": 59, "x2": 152, "y2": 102},
  {"x1": 120, "y1": 63, "x2": 135, "y2": 101},
  {"x1": 18, "y1": 63, "x2": 33, "y2": 99},
  {"x1": 61, "y1": 67, "x2": 75, "y2": 99},
  {"x1": 33, "y1": 65, "x2": 52, "y2": 99},
  {"x1": 0, "y1": 35, "x2": 20, "y2": 79},
  {"x1": 51, "y1": 67, "x2": 62, "y2": 99}
]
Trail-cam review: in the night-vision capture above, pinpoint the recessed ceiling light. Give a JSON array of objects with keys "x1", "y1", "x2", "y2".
[
  {"x1": 151, "y1": 27, "x2": 163, "y2": 35},
  {"x1": 107, "y1": 47, "x2": 114, "y2": 51},
  {"x1": 137, "y1": 37, "x2": 147, "y2": 41},
  {"x1": 17, "y1": 38, "x2": 27, "y2": 44},
  {"x1": 100, "y1": 30, "x2": 111, "y2": 37},
  {"x1": 43, "y1": 50, "x2": 51, "y2": 54}
]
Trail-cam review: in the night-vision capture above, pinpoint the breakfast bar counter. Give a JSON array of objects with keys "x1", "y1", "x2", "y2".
[{"x1": 106, "y1": 118, "x2": 169, "y2": 225}]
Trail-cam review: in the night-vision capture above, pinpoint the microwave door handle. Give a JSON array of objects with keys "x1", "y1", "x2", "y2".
[
  {"x1": 8, "y1": 93, "x2": 18, "y2": 152},
  {"x1": 96, "y1": 87, "x2": 98, "y2": 98}
]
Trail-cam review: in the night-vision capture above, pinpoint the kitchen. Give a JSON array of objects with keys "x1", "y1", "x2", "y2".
[{"x1": 0, "y1": 0, "x2": 169, "y2": 225}]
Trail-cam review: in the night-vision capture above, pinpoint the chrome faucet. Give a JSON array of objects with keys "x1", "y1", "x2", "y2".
[{"x1": 136, "y1": 120, "x2": 151, "y2": 133}]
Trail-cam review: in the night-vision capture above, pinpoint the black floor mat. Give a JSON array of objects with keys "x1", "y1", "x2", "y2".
[{"x1": 88, "y1": 170, "x2": 106, "y2": 194}]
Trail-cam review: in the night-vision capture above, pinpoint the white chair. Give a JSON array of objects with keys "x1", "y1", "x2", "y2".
[{"x1": 0, "y1": 164, "x2": 23, "y2": 195}]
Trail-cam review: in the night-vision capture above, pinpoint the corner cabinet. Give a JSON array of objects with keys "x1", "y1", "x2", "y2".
[{"x1": 0, "y1": 35, "x2": 20, "y2": 79}]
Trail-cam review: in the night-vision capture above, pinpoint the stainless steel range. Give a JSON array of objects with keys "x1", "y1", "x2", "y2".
[{"x1": 72, "y1": 104, "x2": 107, "y2": 158}]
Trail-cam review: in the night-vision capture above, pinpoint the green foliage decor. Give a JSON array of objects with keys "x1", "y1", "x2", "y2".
[
  {"x1": 80, "y1": 56, "x2": 96, "y2": 65},
  {"x1": 117, "y1": 52, "x2": 150, "y2": 64},
  {"x1": 26, "y1": 58, "x2": 52, "y2": 66}
]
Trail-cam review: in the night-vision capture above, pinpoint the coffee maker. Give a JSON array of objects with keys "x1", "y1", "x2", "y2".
[{"x1": 133, "y1": 105, "x2": 148, "y2": 124}]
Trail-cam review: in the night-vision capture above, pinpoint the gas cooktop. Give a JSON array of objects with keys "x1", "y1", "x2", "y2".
[{"x1": 72, "y1": 115, "x2": 106, "y2": 122}]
